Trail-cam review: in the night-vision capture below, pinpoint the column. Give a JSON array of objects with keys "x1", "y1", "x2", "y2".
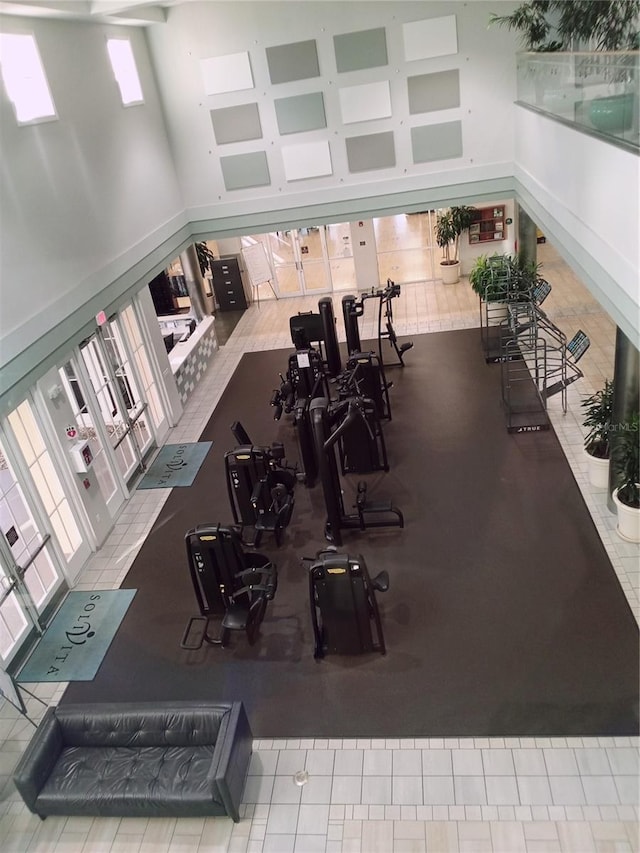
[
  {"x1": 179, "y1": 245, "x2": 206, "y2": 321},
  {"x1": 608, "y1": 327, "x2": 640, "y2": 511},
  {"x1": 517, "y1": 203, "x2": 538, "y2": 264}
]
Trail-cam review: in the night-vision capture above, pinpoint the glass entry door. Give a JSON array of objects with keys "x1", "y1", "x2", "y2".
[
  {"x1": 373, "y1": 212, "x2": 438, "y2": 284},
  {"x1": 251, "y1": 227, "x2": 332, "y2": 297},
  {"x1": 0, "y1": 433, "x2": 69, "y2": 668},
  {"x1": 80, "y1": 318, "x2": 155, "y2": 487}
]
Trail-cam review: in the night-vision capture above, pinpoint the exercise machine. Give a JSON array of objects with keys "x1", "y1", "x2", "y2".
[
  {"x1": 310, "y1": 396, "x2": 403, "y2": 545},
  {"x1": 318, "y1": 296, "x2": 342, "y2": 377},
  {"x1": 305, "y1": 547, "x2": 389, "y2": 658},
  {"x1": 342, "y1": 280, "x2": 413, "y2": 367},
  {"x1": 225, "y1": 425, "x2": 296, "y2": 546},
  {"x1": 330, "y1": 371, "x2": 389, "y2": 474},
  {"x1": 341, "y1": 350, "x2": 392, "y2": 422},
  {"x1": 270, "y1": 347, "x2": 327, "y2": 487},
  {"x1": 181, "y1": 523, "x2": 277, "y2": 648}
]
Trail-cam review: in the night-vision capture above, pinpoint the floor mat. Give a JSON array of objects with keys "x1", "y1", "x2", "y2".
[
  {"x1": 136, "y1": 442, "x2": 213, "y2": 489},
  {"x1": 62, "y1": 331, "x2": 639, "y2": 738},
  {"x1": 18, "y1": 590, "x2": 136, "y2": 682}
]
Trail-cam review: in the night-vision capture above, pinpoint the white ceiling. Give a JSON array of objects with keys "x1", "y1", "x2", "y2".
[{"x1": 0, "y1": 0, "x2": 188, "y2": 26}]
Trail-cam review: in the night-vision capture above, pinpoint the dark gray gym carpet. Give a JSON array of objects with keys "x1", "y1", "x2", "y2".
[{"x1": 63, "y1": 329, "x2": 639, "y2": 738}]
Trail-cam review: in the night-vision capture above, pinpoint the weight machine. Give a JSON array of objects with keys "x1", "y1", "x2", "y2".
[
  {"x1": 270, "y1": 347, "x2": 327, "y2": 487},
  {"x1": 342, "y1": 280, "x2": 413, "y2": 367},
  {"x1": 288, "y1": 298, "x2": 342, "y2": 378},
  {"x1": 305, "y1": 547, "x2": 389, "y2": 659},
  {"x1": 224, "y1": 423, "x2": 296, "y2": 546},
  {"x1": 310, "y1": 397, "x2": 403, "y2": 545},
  {"x1": 340, "y1": 350, "x2": 392, "y2": 422},
  {"x1": 332, "y1": 366, "x2": 389, "y2": 474},
  {"x1": 181, "y1": 523, "x2": 277, "y2": 649}
]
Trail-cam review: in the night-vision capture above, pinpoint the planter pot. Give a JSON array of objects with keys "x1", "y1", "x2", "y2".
[
  {"x1": 483, "y1": 299, "x2": 509, "y2": 326},
  {"x1": 613, "y1": 487, "x2": 640, "y2": 543},
  {"x1": 585, "y1": 448, "x2": 609, "y2": 489},
  {"x1": 589, "y1": 94, "x2": 634, "y2": 133},
  {"x1": 440, "y1": 261, "x2": 460, "y2": 285}
]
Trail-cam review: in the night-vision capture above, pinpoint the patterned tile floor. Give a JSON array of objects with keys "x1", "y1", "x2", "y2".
[{"x1": 0, "y1": 243, "x2": 638, "y2": 852}]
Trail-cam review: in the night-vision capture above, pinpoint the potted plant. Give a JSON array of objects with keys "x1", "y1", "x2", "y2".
[
  {"x1": 435, "y1": 205, "x2": 476, "y2": 284},
  {"x1": 469, "y1": 252, "x2": 538, "y2": 308},
  {"x1": 612, "y1": 411, "x2": 640, "y2": 542},
  {"x1": 580, "y1": 379, "x2": 614, "y2": 488}
]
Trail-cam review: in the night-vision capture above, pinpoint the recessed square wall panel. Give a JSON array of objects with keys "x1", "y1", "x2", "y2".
[
  {"x1": 210, "y1": 103, "x2": 262, "y2": 145},
  {"x1": 274, "y1": 92, "x2": 326, "y2": 135},
  {"x1": 408, "y1": 70, "x2": 460, "y2": 115},
  {"x1": 282, "y1": 140, "x2": 332, "y2": 181},
  {"x1": 334, "y1": 27, "x2": 388, "y2": 72},
  {"x1": 339, "y1": 81, "x2": 392, "y2": 124},
  {"x1": 200, "y1": 52, "x2": 254, "y2": 95},
  {"x1": 345, "y1": 131, "x2": 395, "y2": 172},
  {"x1": 403, "y1": 15, "x2": 458, "y2": 61},
  {"x1": 266, "y1": 39, "x2": 320, "y2": 84},
  {"x1": 220, "y1": 151, "x2": 270, "y2": 191},
  {"x1": 411, "y1": 121, "x2": 463, "y2": 163}
]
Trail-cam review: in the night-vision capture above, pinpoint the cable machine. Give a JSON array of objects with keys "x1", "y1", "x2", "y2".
[
  {"x1": 342, "y1": 280, "x2": 413, "y2": 367},
  {"x1": 309, "y1": 397, "x2": 403, "y2": 545}
]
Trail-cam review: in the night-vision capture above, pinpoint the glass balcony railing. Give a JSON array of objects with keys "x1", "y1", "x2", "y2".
[{"x1": 516, "y1": 51, "x2": 639, "y2": 151}]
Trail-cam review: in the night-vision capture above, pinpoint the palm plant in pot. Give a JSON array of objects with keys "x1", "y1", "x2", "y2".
[
  {"x1": 435, "y1": 205, "x2": 476, "y2": 284},
  {"x1": 612, "y1": 410, "x2": 640, "y2": 542},
  {"x1": 580, "y1": 378, "x2": 614, "y2": 488}
]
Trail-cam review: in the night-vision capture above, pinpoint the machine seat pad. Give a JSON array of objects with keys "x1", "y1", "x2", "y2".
[
  {"x1": 222, "y1": 605, "x2": 249, "y2": 631},
  {"x1": 37, "y1": 745, "x2": 221, "y2": 813}
]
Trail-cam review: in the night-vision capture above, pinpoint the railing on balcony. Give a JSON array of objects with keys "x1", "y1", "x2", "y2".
[{"x1": 517, "y1": 51, "x2": 639, "y2": 152}]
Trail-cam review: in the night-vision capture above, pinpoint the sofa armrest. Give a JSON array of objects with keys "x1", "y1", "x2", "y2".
[
  {"x1": 210, "y1": 702, "x2": 253, "y2": 822},
  {"x1": 13, "y1": 708, "x2": 63, "y2": 813}
]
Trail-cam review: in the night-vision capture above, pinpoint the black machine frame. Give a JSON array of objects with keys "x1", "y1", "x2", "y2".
[
  {"x1": 182, "y1": 523, "x2": 277, "y2": 648},
  {"x1": 309, "y1": 396, "x2": 403, "y2": 545},
  {"x1": 342, "y1": 280, "x2": 413, "y2": 367},
  {"x1": 305, "y1": 548, "x2": 389, "y2": 659}
]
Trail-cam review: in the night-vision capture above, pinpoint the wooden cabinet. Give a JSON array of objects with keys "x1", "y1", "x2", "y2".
[
  {"x1": 469, "y1": 205, "x2": 506, "y2": 245},
  {"x1": 210, "y1": 258, "x2": 248, "y2": 312}
]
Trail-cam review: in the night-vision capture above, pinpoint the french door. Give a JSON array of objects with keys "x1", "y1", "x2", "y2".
[
  {"x1": 245, "y1": 227, "x2": 335, "y2": 297},
  {"x1": 79, "y1": 315, "x2": 156, "y2": 488},
  {"x1": 373, "y1": 212, "x2": 439, "y2": 284},
  {"x1": 0, "y1": 411, "x2": 80, "y2": 669}
]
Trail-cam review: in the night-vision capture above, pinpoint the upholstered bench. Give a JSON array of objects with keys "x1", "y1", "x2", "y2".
[{"x1": 13, "y1": 701, "x2": 252, "y2": 822}]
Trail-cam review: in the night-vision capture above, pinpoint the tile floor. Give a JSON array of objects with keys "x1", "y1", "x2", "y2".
[{"x1": 0, "y1": 243, "x2": 638, "y2": 852}]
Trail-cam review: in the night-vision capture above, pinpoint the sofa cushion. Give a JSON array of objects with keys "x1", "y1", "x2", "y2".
[
  {"x1": 35, "y1": 745, "x2": 223, "y2": 817},
  {"x1": 56, "y1": 705, "x2": 228, "y2": 749}
]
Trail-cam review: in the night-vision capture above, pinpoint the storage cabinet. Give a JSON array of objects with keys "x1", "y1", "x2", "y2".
[
  {"x1": 210, "y1": 258, "x2": 248, "y2": 312},
  {"x1": 469, "y1": 205, "x2": 506, "y2": 245}
]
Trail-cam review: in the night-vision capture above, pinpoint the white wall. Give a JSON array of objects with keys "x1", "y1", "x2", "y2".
[
  {"x1": 0, "y1": 16, "x2": 185, "y2": 371},
  {"x1": 147, "y1": 1, "x2": 520, "y2": 221},
  {"x1": 514, "y1": 107, "x2": 639, "y2": 345}
]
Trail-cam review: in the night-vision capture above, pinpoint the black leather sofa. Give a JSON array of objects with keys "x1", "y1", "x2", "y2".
[{"x1": 13, "y1": 701, "x2": 252, "y2": 822}]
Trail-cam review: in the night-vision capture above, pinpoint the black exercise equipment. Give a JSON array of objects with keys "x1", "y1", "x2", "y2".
[
  {"x1": 318, "y1": 296, "x2": 342, "y2": 377},
  {"x1": 341, "y1": 350, "x2": 392, "y2": 422},
  {"x1": 289, "y1": 311, "x2": 325, "y2": 356},
  {"x1": 270, "y1": 348, "x2": 328, "y2": 487},
  {"x1": 336, "y1": 396, "x2": 388, "y2": 475},
  {"x1": 181, "y1": 523, "x2": 277, "y2": 649},
  {"x1": 330, "y1": 369, "x2": 389, "y2": 474},
  {"x1": 310, "y1": 396, "x2": 403, "y2": 545},
  {"x1": 343, "y1": 280, "x2": 413, "y2": 368},
  {"x1": 270, "y1": 347, "x2": 327, "y2": 420},
  {"x1": 342, "y1": 294, "x2": 362, "y2": 356},
  {"x1": 305, "y1": 547, "x2": 389, "y2": 658},
  {"x1": 225, "y1": 427, "x2": 296, "y2": 546}
]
